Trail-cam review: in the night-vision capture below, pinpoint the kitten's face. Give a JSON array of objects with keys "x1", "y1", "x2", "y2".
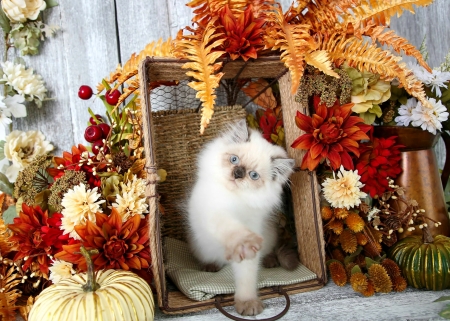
[{"x1": 218, "y1": 120, "x2": 295, "y2": 192}]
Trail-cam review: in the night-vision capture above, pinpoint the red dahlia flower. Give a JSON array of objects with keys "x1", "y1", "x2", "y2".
[
  {"x1": 219, "y1": 5, "x2": 265, "y2": 61},
  {"x1": 8, "y1": 204, "x2": 70, "y2": 276},
  {"x1": 355, "y1": 136, "x2": 403, "y2": 197},
  {"x1": 291, "y1": 97, "x2": 371, "y2": 171},
  {"x1": 55, "y1": 208, "x2": 150, "y2": 272}
]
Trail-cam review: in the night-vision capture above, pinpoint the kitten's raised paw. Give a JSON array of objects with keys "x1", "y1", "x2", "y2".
[
  {"x1": 234, "y1": 298, "x2": 264, "y2": 316},
  {"x1": 226, "y1": 232, "x2": 263, "y2": 262},
  {"x1": 202, "y1": 263, "x2": 222, "y2": 272}
]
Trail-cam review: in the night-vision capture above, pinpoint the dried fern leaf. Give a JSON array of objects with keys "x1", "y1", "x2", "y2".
[
  {"x1": 304, "y1": 50, "x2": 340, "y2": 78},
  {"x1": 179, "y1": 25, "x2": 226, "y2": 134},
  {"x1": 347, "y1": 0, "x2": 434, "y2": 27},
  {"x1": 0, "y1": 266, "x2": 22, "y2": 321},
  {"x1": 323, "y1": 34, "x2": 431, "y2": 109},
  {"x1": 266, "y1": 6, "x2": 318, "y2": 93},
  {"x1": 187, "y1": 0, "x2": 249, "y2": 28},
  {"x1": 356, "y1": 23, "x2": 431, "y2": 72},
  {"x1": 0, "y1": 217, "x2": 17, "y2": 257}
]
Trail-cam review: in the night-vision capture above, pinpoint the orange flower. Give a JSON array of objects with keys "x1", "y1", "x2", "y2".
[
  {"x1": 345, "y1": 212, "x2": 365, "y2": 233},
  {"x1": 219, "y1": 5, "x2": 265, "y2": 61},
  {"x1": 55, "y1": 208, "x2": 150, "y2": 272},
  {"x1": 291, "y1": 97, "x2": 371, "y2": 171},
  {"x1": 329, "y1": 261, "x2": 347, "y2": 286}
]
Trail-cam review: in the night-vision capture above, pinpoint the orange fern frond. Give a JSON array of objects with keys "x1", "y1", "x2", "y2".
[
  {"x1": 187, "y1": 0, "x2": 250, "y2": 28},
  {"x1": 179, "y1": 25, "x2": 226, "y2": 133},
  {"x1": 323, "y1": 34, "x2": 432, "y2": 109},
  {"x1": 266, "y1": 5, "x2": 318, "y2": 93},
  {"x1": 358, "y1": 24, "x2": 431, "y2": 72},
  {"x1": 304, "y1": 50, "x2": 340, "y2": 78},
  {"x1": 348, "y1": 0, "x2": 434, "y2": 27}
]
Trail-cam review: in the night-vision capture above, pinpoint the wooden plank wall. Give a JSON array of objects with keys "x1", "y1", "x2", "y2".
[{"x1": 1, "y1": 0, "x2": 449, "y2": 166}]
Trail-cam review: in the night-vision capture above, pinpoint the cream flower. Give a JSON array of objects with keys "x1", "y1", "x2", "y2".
[
  {"x1": 1, "y1": 0, "x2": 46, "y2": 23},
  {"x1": 322, "y1": 166, "x2": 367, "y2": 210},
  {"x1": 395, "y1": 97, "x2": 418, "y2": 127},
  {"x1": 410, "y1": 98, "x2": 449, "y2": 134},
  {"x1": 1, "y1": 61, "x2": 47, "y2": 103},
  {"x1": 49, "y1": 260, "x2": 75, "y2": 284},
  {"x1": 4, "y1": 130, "x2": 53, "y2": 182},
  {"x1": 408, "y1": 62, "x2": 450, "y2": 97},
  {"x1": 60, "y1": 183, "x2": 105, "y2": 240},
  {"x1": 112, "y1": 175, "x2": 148, "y2": 221}
]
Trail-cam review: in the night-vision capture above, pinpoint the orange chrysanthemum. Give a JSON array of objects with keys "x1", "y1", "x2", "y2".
[
  {"x1": 350, "y1": 272, "x2": 368, "y2": 293},
  {"x1": 345, "y1": 212, "x2": 365, "y2": 233},
  {"x1": 321, "y1": 206, "x2": 333, "y2": 220},
  {"x1": 55, "y1": 208, "x2": 150, "y2": 272},
  {"x1": 362, "y1": 279, "x2": 375, "y2": 297},
  {"x1": 368, "y1": 264, "x2": 392, "y2": 293},
  {"x1": 334, "y1": 207, "x2": 349, "y2": 220},
  {"x1": 339, "y1": 229, "x2": 357, "y2": 254},
  {"x1": 355, "y1": 232, "x2": 368, "y2": 246},
  {"x1": 392, "y1": 275, "x2": 408, "y2": 292},
  {"x1": 328, "y1": 219, "x2": 344, "y2": 235},
  {"x1": 381, "y1": 258, "x2": 401, "y2": 278},
  {"x1": 329, "y1": 261, "x2": 347, "y2": 286},
  {"x1": 291, "y1": 97, "x2": 371, "y2": 171},
  {"x1": 219, "y1": 5, "x2": 265, "y2": 61}
]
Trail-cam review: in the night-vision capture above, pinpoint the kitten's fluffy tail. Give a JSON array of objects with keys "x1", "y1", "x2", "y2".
[{"x1": 276, "y1": 245, "x2": 300, "y2": 271}]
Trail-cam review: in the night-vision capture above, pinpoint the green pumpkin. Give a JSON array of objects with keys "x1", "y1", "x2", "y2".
[{"x1": 389, "y1": 231, "x2": 450, "y2": 291}]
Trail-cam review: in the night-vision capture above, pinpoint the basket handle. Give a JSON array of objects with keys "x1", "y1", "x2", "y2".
[{"x1": 214, "y1": 288, "x2": 290, "y2": 321}]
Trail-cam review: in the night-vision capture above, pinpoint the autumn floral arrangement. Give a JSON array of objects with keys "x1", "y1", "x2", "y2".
[{"x1": 0, "y1": 0, "x2": 449, "y2": 317}]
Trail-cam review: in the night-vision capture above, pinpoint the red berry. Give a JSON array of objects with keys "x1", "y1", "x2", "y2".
[
  {"x1": 84, "y1": 125, "x2": 103, "y2": 143},
  {"x1": 105, "y1": 89, "x2": 121, "y2": 105},
  {"x1": 98, "y1": 123, "x2": 111, "y2": 138},
  {"x1": 78, "y1": 85, "x2": 93, "y2": 100},
  {"x1": 89, "y1": 114, "x2": 103, "y2": 125},
  {"x1": 92, "y1": 140, "x2": 109, "y2": 155}
]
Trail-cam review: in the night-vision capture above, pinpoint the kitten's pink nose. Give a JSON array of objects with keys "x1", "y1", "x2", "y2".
[{"x1": 233, "y1": 166, "x2": 246, "y2": 179}]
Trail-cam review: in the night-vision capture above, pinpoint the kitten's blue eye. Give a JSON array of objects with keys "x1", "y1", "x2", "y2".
[
  {"x1": 230, "y1": 155, "x2": 239, "y2": 165},
  {"x1": 249, "y1": 171, "x2": 260, "y2": 180}
]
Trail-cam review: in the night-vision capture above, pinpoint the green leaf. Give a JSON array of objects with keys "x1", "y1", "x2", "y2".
[
  {"x1": 434, "y1": 296, "x2": 450, "y2": 303},
  {"x1": 365, "y1": 257, "x2": 378, "y2": 269},
  {"x1": 439, "y1": 305, "x2": 450, "y2": 320},
  {"x1": 2, "y1": 206, "x2": 17, "y2": 224},
  {"x1": 0, "y1": 172, "x2": 13, "y2": 195},
  {"x1": 0, "y1": 140, "x2": 5, "y2": 161},
  {"x1": 44, "y1": 0, "x2": 59, "y2": 8},
  {"x1": 0, "y1": 7, "x2": 11, "y2": 34},
  {"x1": 101, "y1": 79, "x2": 111, "y2": 91},
  {"x1": 123, "y1": 143, "x2": 130, "y2": 157},
  {"x1": 344, "y1": 246, "x2": 363, "y2": 265},
  {"x1": 350, "y1": 265, "x2": 362, "y2": 275}
]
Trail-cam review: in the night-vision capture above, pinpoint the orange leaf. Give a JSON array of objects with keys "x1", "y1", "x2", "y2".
[{"x1": 241, "y1": 79, "x2": 277, "y2": 109}]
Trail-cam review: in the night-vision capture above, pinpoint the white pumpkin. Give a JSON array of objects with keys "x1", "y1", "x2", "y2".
[{"x1": 29, "y1": 269, "x2": 154, "y2": 321}]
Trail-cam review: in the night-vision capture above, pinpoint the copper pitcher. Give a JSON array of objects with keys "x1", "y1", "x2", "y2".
[{"x1": 373, "y1": 126, "x2": 450, "y2": 238}]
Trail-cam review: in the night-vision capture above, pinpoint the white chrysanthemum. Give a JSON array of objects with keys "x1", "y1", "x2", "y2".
[
  {"x1": 60, "y1": 183, "x2": 105, "y2": 240},
  {"x1": 1, "y1": 61, "x2": 47, "y2": 102},
  {"x1": 322, "y1": 166, "x2": 367, "y2": 210},
  {"x1": 429, "y1": 69, "x2": 450, "y2": 97},
  {"x1": 395, "y1": 97, "x2": 418, "y2": 127},
  {"x1": 4, "y1": 130, "x2": 53, "y2": 182},
  {"x1": 1, "y1": 0, "x2": 46, "y2": 22},
  {"x1": 49, "y1": 260, "x2": 75, "y2": 284},
  {"x1": 410, "y1": 98, "x2": 449, "y2": 134},
  {"x1": 408, "y1": 62, "x2": 434, "y2": 84},
  {"x1": 112, "y1": 175, "x2": 148, "y2": 221}
]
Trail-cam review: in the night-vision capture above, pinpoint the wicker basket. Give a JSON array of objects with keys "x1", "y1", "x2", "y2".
[{"x1": 139, "y1": 57, "x2": 327, "y2": 316}]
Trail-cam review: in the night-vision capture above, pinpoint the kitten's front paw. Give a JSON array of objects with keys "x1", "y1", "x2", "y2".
[
  {"x1": 226, "y1": 232, "x2": 263, "y2": 262},
  {"x1": 234, "y1": 298, "x2": 264, "y2": 316}
]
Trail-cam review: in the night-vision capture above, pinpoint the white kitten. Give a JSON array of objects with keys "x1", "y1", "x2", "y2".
[{"x1": 187, "y1": 120, "x2": 295, "y2": 316}]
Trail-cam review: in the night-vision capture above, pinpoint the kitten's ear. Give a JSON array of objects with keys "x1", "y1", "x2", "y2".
[
  {"x1": 226, "y1": 119, "x2": 250, "y2": 143},
  {"x1": 271, "y1": 158, "x2": 295, "y2": 183}
]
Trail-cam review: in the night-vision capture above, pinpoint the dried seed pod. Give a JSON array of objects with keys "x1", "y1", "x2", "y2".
[
  {"x1": 381, "y1": 258, "x2": 401, "y2": 278},
  {"x1": 340, "y1": 229, "x2": 357, "y2": 254},
  {"x1": 321, "y1": 206, "x2": 333, "y2": 220},
  {"x1": 350, "y1": 272, "x2": 368, "y2": 293},
  {"x1": 329, "y1": 233, "x2": 340, "y2": 247},
  {"x1": 346, "y1": 213, "x2": 365, "y2": 233},
  {"x1": 329, "y1": 261, "x2": 347, "y2": 286},
  {"x1": 331, "y1": 248, "x2": 345, "y2": 263},
  {"x1": 328, "y1": 219, "x2": 344, "y2": 235},
  {"x1": 362, "y1": 279, "x2": 375, "y2": 297},
  {"x1": 334, "y1": 208, "x2": 349, "y2": 220},
  {"x1": 363, "y1": 241, "x2": 382, "y2": 258},
  {"x1": 345, "y1": 262, "x2": 357, "y2": 279},
  {"x1": 392, "y1": 275, "x2": 407, "y2": 292},
  {"x1": 368, "y1": 264, "x2": 393, "y2": 293},
  {"x1": 355, "y1": 232, "x2": 368, "y2": 246}
]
